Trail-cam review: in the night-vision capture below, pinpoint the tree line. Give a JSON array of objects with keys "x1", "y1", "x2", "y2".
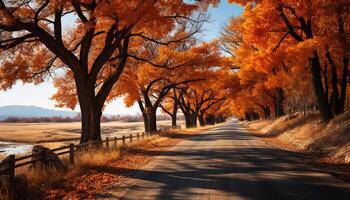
[
  {"x1": 223, "y1": 0, "x2": 349, "y2": 122},
  {"x1": 0, "y1": 0, "x2": 231, "y2": 144}
]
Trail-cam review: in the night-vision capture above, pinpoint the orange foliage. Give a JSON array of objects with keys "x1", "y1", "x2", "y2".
[{"x1": 226, "y1": 0, "x2": 350, "y2": 120}]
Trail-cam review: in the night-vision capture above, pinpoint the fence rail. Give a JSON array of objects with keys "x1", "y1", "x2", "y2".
[{"x1": 0, "y1": 125, "x2": 181, "y2": 179}]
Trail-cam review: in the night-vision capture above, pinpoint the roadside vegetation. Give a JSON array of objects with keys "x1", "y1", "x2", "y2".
[
  {"x1": 0, "y1": 0, "x2": 349, "y2": 199},
  {"x1": 0, "y1": 114, "x2": 176, "y2": 123},
  {"x1": 243, "y1": 112, "x2": 350, "y2": 180},
  {"x1": 217, "y1": 0, "x2": 350, "y2": 181},
  {"x1": 8, "y1": 127, "x2": 212, "y2": 200},
  {"x1": 0, "y1": 0, "x2": 229, "y2": 145}
]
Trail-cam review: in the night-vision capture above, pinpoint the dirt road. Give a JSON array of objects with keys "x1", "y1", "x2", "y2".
[{"x1": 101, "y1": 121, "x2": 350, "y2": 200}]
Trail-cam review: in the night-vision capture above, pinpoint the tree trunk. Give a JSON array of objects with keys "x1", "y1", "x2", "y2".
[
  {"x1": 324, "y1": 64, "x2": 329, "y2": 102},
  {"x1": 137, "y1": 100, "x2": 149, "y2": 133},
  {"x1": 263, "y1": 106, "x2": 271, "y2": 119},
  {"x1": 80, "y1": 105, "x2": 101, "y2": 143},
  {"x1": 339, "y1": 57, "x2": 349, "y2": 113},
  {"x1": 252, "y1": 111, "x2": 260, "y2": 120},
  {"x1": 216, "y1": 116, "x2": 225, "y2": 123},
  {"x1": 338, "y1": 16, "x2": 348, "y2": 113},
  {"x1": 172, "y1": 100, "x2": 178, "y2": 126},
  {"x1": 184, "y1": 112, "x2": 197, "y2": 128},
  {"x1": 191, "y1": 113, "x2": 198, "y2": 128},
  {"x1": 143, "y1": 113, "x2": 149, "y2": 133},
  {"x1": 76, "y1": 79, "x2": 102, "y2": 143},
  {"x1": 184, "y1": 113, "x2": 192, "y2": 128},
  {"x1": 198, "y1": 114, "x2": 206, "y2": 127},
  {"x1": 171, "y1": 115, "x2": 177, "y2": 127},
  {"x1": 327, "y1": 51, "x2": 342, "y2": 114},
  {"x1": 206, "y1": 115, "x2": 215, "y2": 125},
  {"x1": 310, "y1": 51, "x2": 334, "y2": 122},
  {"x1": 147, "y1": 108, "x2": 157, "y2": 132},
  {"x1": 275, "y1": 87, "x2": 285, "y2": 117}
]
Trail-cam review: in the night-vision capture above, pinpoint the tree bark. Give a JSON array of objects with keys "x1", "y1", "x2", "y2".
[
  {"x1": 183, "y1": 112, "x2": 197, "y2": 128},
  {"x1": 171, "y1": 99, "x2": 178, "y2": 126},
  {"x1": 184, "y1": 113, "x2": 192, "y2": 128},
  {"x1": 198, "y1": 114, "x2": 206, "y2": 127},
  {"x1": 77, "y1": 88, "x2": 102, "y2": 143},
  {"x1": 338, "y1": 17, "x2": 348, "y2": 113},
  {"x1": 310, "y1": 51, "x2": 334, "y2": 122},
  {"x1": 147, "y1": 108, "x2": 157, "y2": 132},
  {"x1": 191, "y1": 112, "x2": 198, "y2": 128},
  {"x1": 324, "y1": 64, "x2": 329, "y2": 102},
  {"x1": 278, "y1": 7, "x2": 333, "y2": 122},
  {"x1": 262, "y1": 106, "x2": 271, "y2": 119},
  {"x1": 275, "y1": 87, "x2": 285, "y2": 117},
  {"x1": 171, "y1": 113, "x2": 177, "y2": 127},
  {"x1": 205, "y1": 115, "x2": 215, "y2": 125},
  {"x1": 339, "y1": 57, "x2": 349, "y2": 113},
  {"x1": 327, "y1": 51, "x2": 341, "y2": 114},
  {"x1": 138, "y1": 100, "x2": 149, "y2": 133}
]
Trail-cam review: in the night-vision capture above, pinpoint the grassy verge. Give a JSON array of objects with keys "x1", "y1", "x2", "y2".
[
  {"x1": 8, "y1": 128, "x2": 206, "y2": 200},
  {"x1": 241, "y1": 112, "x2": 350, "y2": 182}
]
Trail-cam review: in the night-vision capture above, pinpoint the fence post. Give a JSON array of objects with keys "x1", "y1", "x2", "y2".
[
  {"x1": 69, "y1": 143, "x2": 75, "y2": 165},
  {"x1": 130, "y1": 134, "x2": 133, "y2": 142},
  {"x1": 122, "y1": 135, "x2": 126, "y2": 146},
  {"x1": 106, "y1": 137, "x2": 110, "y2": 152},
  {"x1": 137, "y1": 133, "x2": 140, "y2": 140},
  {"x1": 8, "y1": 155, "x2": 15, "y2": 179},
  {"x1": 114, "y1": 137, "x2": 117, "y2": 149},
  {"x1": 42, "y1": 148, "x2": 46, "y2": 163}
]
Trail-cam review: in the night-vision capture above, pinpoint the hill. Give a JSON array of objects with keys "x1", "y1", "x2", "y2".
[{"x1": 0, "y1": 105, "x2": 77, "y2": 120}]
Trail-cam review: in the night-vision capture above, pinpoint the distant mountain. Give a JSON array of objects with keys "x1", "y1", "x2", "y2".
[{"x1": 0, "y1": 105, "x2": 78, "y2": 120}]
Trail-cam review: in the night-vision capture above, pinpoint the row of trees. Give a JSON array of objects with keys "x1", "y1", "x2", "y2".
[
  {"x1": 224, "y1": 0, "x2": 350, "y2": 122},
  {"x1": 0, "y1": 114, "x2": 173, "y2": 123},
  {"x1": 0, "y1": 0, "x2": 231, "y2": 143}
]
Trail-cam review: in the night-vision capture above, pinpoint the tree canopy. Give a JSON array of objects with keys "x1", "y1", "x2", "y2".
[{"x1": 1, "y1": 0, "x2": 349, "y2": 143}]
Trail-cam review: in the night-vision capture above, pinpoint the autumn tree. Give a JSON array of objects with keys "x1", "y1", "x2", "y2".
[
  {"x1": 160, "y1": 87, "x2": 184, "y2": 126},
  {"x1": 227, "y1": 0, "x2": 350, "y2": 122},
  {"x1": 116, "y1": 39, "x2": 222, "y2": 132},
  {"x1": 0, "y1": 0, "x2": 218, "y2": 143},
  {"x1": 177, "y1": 68, "x2": 230, "y2": 128}
]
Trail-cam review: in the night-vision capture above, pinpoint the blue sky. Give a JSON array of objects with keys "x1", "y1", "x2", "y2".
[{"x1": 0, "y1": 1, "x2": 243, "y2": 115}]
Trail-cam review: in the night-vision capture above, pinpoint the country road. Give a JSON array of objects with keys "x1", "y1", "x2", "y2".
[{"x1": 101, "y1": 121, "x2": 350, "y2": 200}]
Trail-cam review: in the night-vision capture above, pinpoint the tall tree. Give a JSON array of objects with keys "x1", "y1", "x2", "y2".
[
  {"x1": 228, "y1": 0, "x2": 350, "y2": 122},
  {"x1": 0, "y1": 0, "x2": 218, "y2": 142}
]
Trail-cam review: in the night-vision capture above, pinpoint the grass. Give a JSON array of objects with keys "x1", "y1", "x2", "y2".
[
  {"x1": 0, "y1": 121, "x2": 219, "y2": 199},
  {"x1": 244, "y1": 112, "x2": 350, "y2": 163},
  {"x1": 0, "y1": 120, "x2": 185, "y2": 164},
  {"x1": 8, "y1": 130, "x2": 188, "y2": 199},
  {"x1": 0, "y1": 120, "x2": 185, "y2": 145}
]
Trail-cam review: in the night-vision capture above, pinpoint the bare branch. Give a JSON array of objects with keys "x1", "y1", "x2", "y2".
[
  {"x1": 272, "y1": 32, "x2": 289, "y2": 52},
  {"x1": 35, "y1": 0, "x2": 49, "y2": 23},
  {"x1": 0, "y1": 34, "x2": 36, "y2": 49}
]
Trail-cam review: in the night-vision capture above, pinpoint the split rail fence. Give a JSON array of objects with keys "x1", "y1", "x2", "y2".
[{"x1": 0, "y1": 125, "x2": 181, "y2": 179}]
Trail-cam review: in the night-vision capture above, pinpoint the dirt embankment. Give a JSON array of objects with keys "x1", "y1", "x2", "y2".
[{"x1": 242, "y1": 112, "x2": 350, "y2": 179}]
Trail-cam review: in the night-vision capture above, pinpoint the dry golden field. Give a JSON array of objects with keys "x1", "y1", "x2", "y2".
[{"x1": 0, "y1": 120, "x2": 185, "y2": 155}]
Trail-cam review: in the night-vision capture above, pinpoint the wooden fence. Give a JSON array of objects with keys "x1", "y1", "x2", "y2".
[{"x1": 0, "y1": 125, "x2": 181, "y2": 179}]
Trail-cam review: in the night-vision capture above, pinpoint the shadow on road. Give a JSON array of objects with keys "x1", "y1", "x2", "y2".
[{"x1": 98, "y1": 123, "x2": 350, "y2": 200}]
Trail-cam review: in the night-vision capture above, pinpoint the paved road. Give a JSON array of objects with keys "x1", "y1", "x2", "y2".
[{"x1": 101, "y1": 121, "x2": 350, "y2": 200}]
